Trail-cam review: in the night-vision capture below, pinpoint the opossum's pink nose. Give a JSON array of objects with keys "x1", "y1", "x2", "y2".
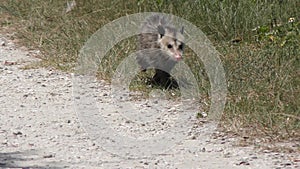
[{"x1": 175, "y1": 53, "x2": 182, "y2": 61}]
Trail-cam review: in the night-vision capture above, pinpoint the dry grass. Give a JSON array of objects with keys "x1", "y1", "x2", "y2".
[{"x1": 1, "y1": 0, "x2": 299, "y2": 144}]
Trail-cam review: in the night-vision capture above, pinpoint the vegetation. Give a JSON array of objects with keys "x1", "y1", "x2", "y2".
[{"x1": 1, "y1": 0, "x2": 299, "y2": 143}]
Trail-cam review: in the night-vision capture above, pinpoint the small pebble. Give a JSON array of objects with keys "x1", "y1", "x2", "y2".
[
  {"x1": 43, "y1": 154, "x2": 54, "y2": 158},
  {"x1": 13, "y1": 131, "x2": 22, "y2": 136},
  {"x1": 251, "y1": 156, "x2": 258, "y2": 159},
  {"x1": 1, "y1": 40, "x2": 6, "y2": 46},
  {"x1": 281, "y1": 162, "x2": 292, "y2": 166},
  {"x1": 237, "y1": 161, "x2": 250, "y2": 166}
]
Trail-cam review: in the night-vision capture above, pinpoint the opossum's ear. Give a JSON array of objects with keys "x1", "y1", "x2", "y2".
[
  {"x1": 157, "y1": 25, "x2": 165, "y2": 38},
  {"x1": 180, "y1": 26, "x2": 184, "y2": 34}
]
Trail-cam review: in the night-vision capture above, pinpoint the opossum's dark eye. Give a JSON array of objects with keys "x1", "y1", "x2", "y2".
[
  {"x1": 167, "y1": 44, "x2": 173, "y2": 49},
  {"x1": 178, "y1": 44, "x2": 184, "y2": 50}
]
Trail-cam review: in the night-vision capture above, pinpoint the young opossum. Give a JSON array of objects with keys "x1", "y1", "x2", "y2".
[{"x1": 136, "y1": 14, "x2": 184, "y2": 88}]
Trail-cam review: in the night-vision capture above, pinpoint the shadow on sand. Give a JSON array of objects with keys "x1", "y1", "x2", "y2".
[{"x1": 0, "y1": 150, "x2": 64, "y2": 169}]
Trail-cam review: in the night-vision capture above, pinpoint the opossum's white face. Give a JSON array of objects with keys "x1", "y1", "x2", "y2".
[{"x1": 157, "y1": 26, "x2": 184, "y2": 61}]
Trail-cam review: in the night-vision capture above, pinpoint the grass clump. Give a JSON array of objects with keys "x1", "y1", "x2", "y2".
[{"x1": 0, "y1": 0, "x2": 299, "y2": 143}]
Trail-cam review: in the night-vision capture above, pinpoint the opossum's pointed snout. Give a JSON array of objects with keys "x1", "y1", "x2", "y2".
[
  {"x1": 174, "y1": 55, "x2": 181, "y2": 61},
  {"x1": 174, "y1": 52, "x2": 182, "y2": 61}
]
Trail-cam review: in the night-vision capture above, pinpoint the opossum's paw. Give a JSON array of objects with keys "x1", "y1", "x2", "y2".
[{"x1": 151, "y1": 75, "x2": 179, "y2": 89}]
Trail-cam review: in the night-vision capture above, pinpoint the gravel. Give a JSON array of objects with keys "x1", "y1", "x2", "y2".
[{"x1": 0, "y1": 35, "x2": 299, "y2": 169}]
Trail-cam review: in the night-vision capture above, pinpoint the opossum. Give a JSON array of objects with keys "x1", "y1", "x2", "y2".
[{"x1": 137, "y1": 14, "x2": 184, "y2": 88}]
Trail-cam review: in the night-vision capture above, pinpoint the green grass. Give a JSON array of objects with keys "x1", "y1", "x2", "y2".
[{"x1": 1, "y1": 0, "x2": 299, "y2": 143}]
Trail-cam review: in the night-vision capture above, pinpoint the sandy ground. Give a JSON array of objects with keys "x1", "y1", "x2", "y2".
[{"x1": 0, "y1": 34, "x2": 299, "y2": 169}]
